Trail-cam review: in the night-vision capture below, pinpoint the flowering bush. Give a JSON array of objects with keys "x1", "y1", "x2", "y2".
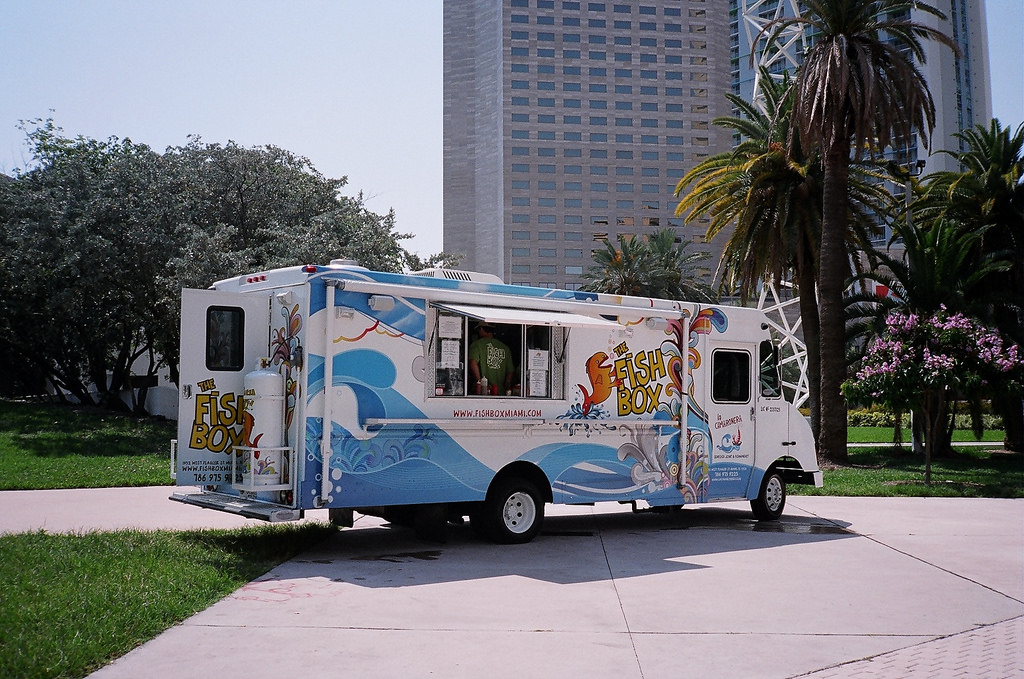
[{"x1": 844, "y1": 307, "x2": 1023, "y2": 409}]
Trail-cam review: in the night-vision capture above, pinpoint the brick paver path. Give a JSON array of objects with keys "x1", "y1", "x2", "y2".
[{"x1": 803, "y1": 616, "x2": 1023, "y2": 678}]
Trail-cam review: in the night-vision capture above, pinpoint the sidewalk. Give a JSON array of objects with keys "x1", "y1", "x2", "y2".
[
  {"x1": 1, "y1": 488, "x2": 1020, "y2": 678},
  {"x1": 0, "y1": 485, "x2": 329, "y2": 534}
]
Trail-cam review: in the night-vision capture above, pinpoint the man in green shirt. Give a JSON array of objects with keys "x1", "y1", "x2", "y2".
[{"x1": 468, "y1": 323, "x2": 515, "y2": 395}]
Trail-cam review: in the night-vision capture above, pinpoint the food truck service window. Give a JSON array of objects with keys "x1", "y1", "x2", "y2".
[
  {"x1": 206, "y1": 306, "x2": 245, "y2": 371},
  {"x1": 429, "y1": 305, "x2": 567, "y2": 399}
]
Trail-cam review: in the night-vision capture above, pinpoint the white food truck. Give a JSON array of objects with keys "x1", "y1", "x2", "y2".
[{"x1": 171, "y1": 261, "x2": 821, "y2": 543}]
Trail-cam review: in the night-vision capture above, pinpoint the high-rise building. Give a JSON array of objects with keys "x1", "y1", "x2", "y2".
[
  {"x1": 444, "y1": 0, "x2": 734, "y2": 288},
  {"x1": 444, "y1": 0, "x2": 991, "y2": 285}
]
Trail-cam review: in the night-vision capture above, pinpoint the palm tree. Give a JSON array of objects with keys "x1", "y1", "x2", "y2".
[
  {"x1": 919, "y1": 120, "x2": 1024, "y2": 448},
  {"x1": 675, "y1": 69, "x2": 888, "y2": 440},
  {"x1": 582, "y1": 230, "x2": 714, "y2": 301},
  {"x1": 848, "y1": 219, "x2": 1013, "y2": 346},
  {"x1": 644, "y1": 229, "x2": 717, "y2": 303},
  {"x1": 760, "y1": 0, "x2": 957, "y2": 463}
]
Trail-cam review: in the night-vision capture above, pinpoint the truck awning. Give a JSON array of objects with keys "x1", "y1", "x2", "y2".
[{"x1": 434, "y1": 303, "x2": 621, "y2": 329}]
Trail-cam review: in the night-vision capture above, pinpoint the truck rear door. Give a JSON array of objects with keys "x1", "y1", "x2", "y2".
[{"x1": 176, "y1": 288, "x2": 271, "y2": 486}]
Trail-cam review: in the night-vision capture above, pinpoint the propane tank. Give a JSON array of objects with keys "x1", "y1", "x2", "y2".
[{"x1": 242, "y1": 359, "x2": 285, "y2": 484}]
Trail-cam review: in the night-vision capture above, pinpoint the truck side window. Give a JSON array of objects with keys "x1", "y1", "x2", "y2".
[
  {"x1": 759, "y1": 340, "x2": 781, "y2": 398},
  {"x1": 206, "y1": 306, "x2": 244, "y2": 371},
  {"x1": 711, "y1": 350, "x2": 750, "y2": 403}
]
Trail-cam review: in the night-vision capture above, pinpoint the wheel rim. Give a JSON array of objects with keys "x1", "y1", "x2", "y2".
[
  {"x1": 501, "y1": 491, "x2": 537, "y2": 534},
  {"x1": 765, "y1": 475, "x2": 783, "y2": 512}
]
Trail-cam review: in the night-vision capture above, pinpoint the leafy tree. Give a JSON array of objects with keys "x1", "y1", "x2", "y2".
[
  {"x1": 0, "y1": 120, "x2": 178, "y2": 409},
  {"x1": 404, "y1": 250, "x2": 464, "y2": 272},
  {"x1": 582, "y1": 229, "x2": 714, "y2": 301},
  {"x1": 760, "y1": 0, "x2": 957, "y2": 463},
  {"x1": 0, "y1": 120, "x2": 443, "y2": 411},
  {"x1": 844, "y1": 309, "x2": 1022, "y2": 483}
]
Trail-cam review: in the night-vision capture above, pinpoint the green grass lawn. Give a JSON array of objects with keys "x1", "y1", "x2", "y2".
[
  {"x1": 0, "y1": 400, "x2": 174, "y2": 490},
  {"x1": 0, "y1": 523, "x2": 335, "y2": 679},
  {"x1": 793, "y1": 445, "x2": 1023, "y2": 498},
  {"x1": 847, "y1": 426, "x2": 1005, "y2": 444}
]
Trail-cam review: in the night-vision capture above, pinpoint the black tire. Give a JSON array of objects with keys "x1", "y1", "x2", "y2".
[
  {"x1": 750, "y1": 470, "x2": 786, "y2": 521},
  {"x1": 481, "y1": 477, "x2": 544, "y2": 544}
]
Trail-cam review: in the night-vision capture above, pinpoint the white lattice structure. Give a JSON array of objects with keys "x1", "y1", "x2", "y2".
[
  {"x1": 739, "y1": 0, "x2": 805, "y2": 112},
  {"x1": 757, "y1": 282, "x2": 809, "y2": 408}
]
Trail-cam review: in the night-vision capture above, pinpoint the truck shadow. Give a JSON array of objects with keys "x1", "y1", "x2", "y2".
[{"x1": 275, "y1": 505, "x2": 854, "y2": 588}]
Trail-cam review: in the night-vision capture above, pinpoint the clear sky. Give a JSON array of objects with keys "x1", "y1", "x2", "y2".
[{"x1": 1, "y1": 0, "x2": 1021, "y2": 259}]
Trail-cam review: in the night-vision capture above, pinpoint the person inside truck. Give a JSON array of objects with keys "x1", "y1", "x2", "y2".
[{"x1": 469, "y1": 322, "x2": 516, "y2": 395}]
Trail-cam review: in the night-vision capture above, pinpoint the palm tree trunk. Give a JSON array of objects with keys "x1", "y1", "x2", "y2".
[
  {"x1": 796, "y1": 253, "x2": 821, "y2": 442},
  {"x1": 817, "y1": 145, "x2": 851, "y2": 464}
]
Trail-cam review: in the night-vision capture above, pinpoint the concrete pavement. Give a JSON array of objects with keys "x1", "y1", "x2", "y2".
[
  {"x1": 0, "y1": 485, "x2": 329, "y2": 534},
  {"x1": 1, "y1": 488, "x2": 1021, "y2": 678}
]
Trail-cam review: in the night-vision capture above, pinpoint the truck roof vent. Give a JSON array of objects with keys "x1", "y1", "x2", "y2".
[
  {"x1": 329, "y1": 259, "x2": 361, "y2": 267},
  {"x1": 409, "y1": 268, "x2": 503, "y2": 284}
]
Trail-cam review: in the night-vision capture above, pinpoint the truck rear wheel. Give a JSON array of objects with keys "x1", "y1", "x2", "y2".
[
  {"x1": 481, "y1": 477, "x2": 544, "y2": 544},
  {"x1": 750, "y1": 470, "x2": 786, "y2": 521}
]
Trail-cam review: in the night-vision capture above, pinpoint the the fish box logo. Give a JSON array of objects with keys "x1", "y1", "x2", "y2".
[
  {"x1": 189, "y1": 378, "x2": 249, "y2": 453},
  {"x1": 612, "y1": 340, "x2": 669, "y2": 416}
]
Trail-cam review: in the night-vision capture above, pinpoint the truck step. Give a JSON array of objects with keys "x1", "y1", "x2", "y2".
[{"x1": 170, "y1": 491, "x2": 301, "y2": 522}]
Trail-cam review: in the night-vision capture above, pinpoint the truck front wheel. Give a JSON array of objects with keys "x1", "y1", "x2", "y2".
[
  {"x1": 751, "y1": 470, "x2": 786, "y2": 521},
  {"x1": 481, "y1": 477, "x2": 544, "y2": 544}
]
